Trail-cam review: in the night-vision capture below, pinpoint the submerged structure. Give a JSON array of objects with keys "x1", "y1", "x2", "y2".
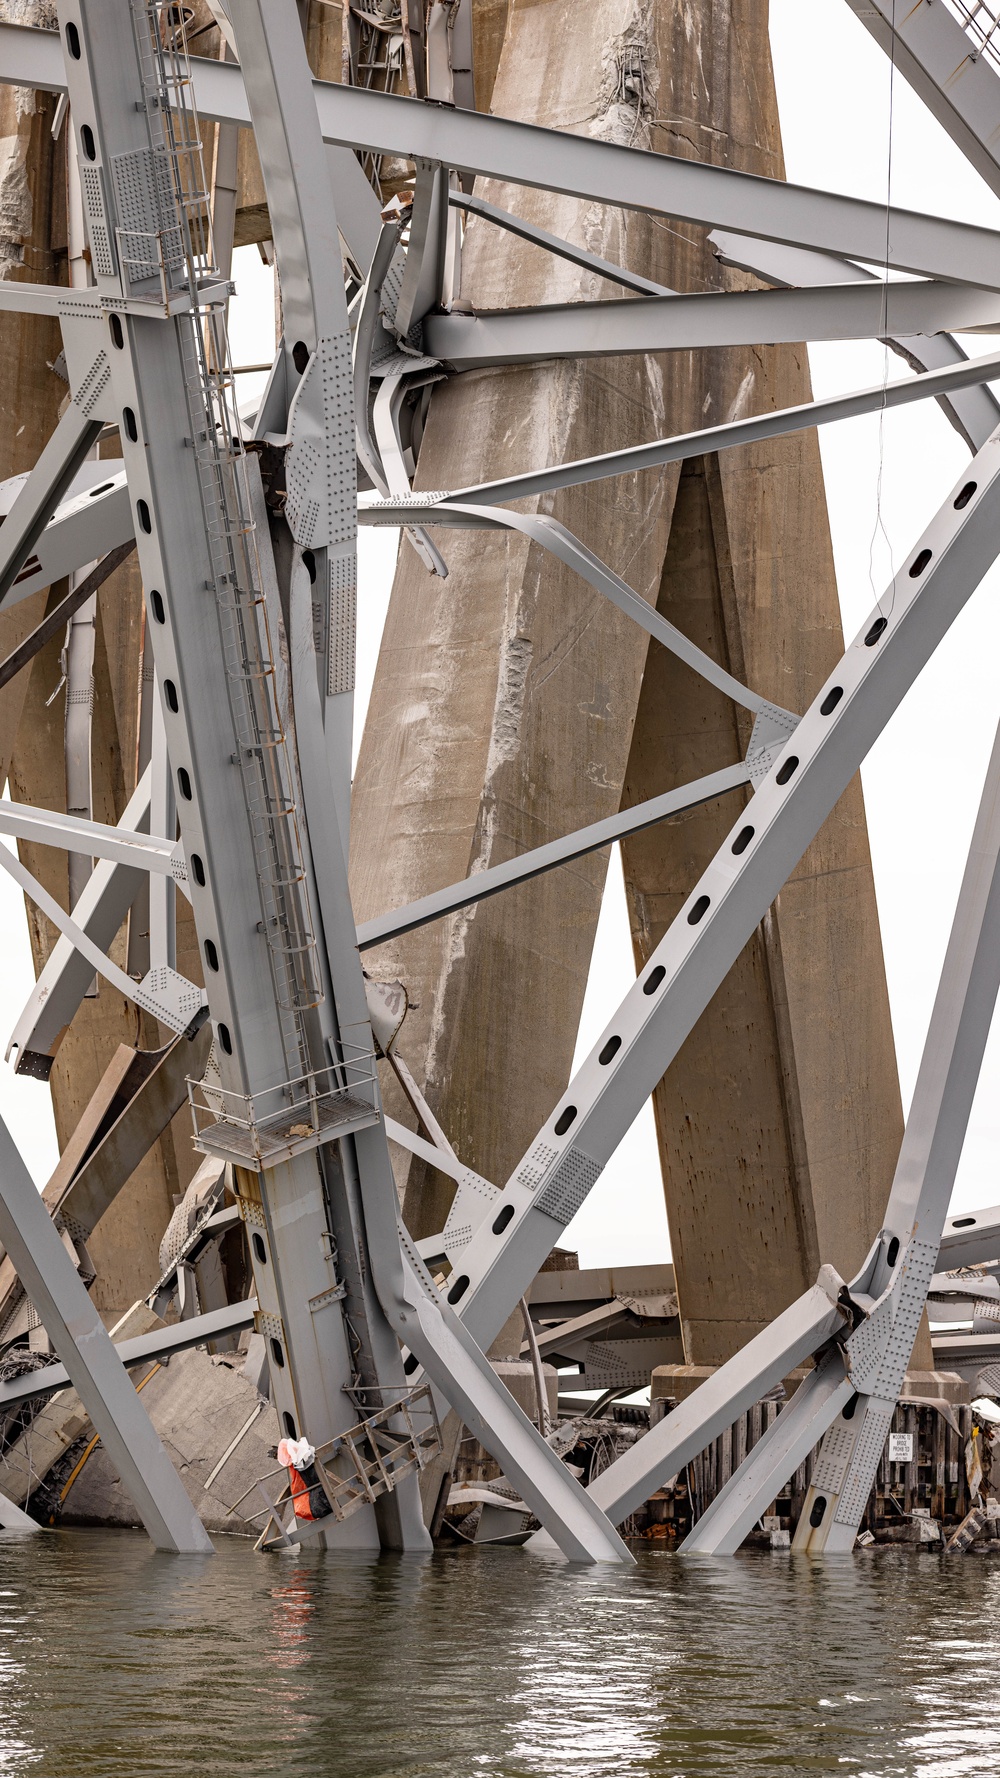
[{"x1": 1, "y1": 0, "x2": 1000, "y2": 1558}]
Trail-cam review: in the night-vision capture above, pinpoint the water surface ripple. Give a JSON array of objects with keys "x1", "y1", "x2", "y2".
[{"x1": 0, "y1": 1531, "x2": 996, "y2": 1777}]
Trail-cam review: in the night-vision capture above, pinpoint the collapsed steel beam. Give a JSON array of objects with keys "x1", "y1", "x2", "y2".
[
  {"x1": 0, "y1": 541, "x2": 136, "y2": 693},
  {"x1": 3, "y1": 0, "x2": 997, "y2": 1565},
  {"x1": 17, "y1": 342, "x2": 1000, "y2": 615},
  {"x1": 0, "y1": 1021, "x2": 212, "y2": 1329},
  {"x1": 653, "y1": 622, "x2": 1000, "y2": 1553},
  {"x1": 0, "y1": 471, "x2": 132, "y2": 612},
  {"x1": 523, "y1": 1271, "x2": 848, "y2": 1541},
  {"x1": 0, "y1": 1297, "x2": 257, "y2": 1412},
  {"x1": 0, "y1": 1112, "x2": 214, "y2": 1552},
  {"x1": 362, "y1": 504, "x2": 787, "y2": 714},
  {"x1": 791, "y1": 693, "x2": 1000, "y2": 1550},
  {"x1": 224, "y1": 0, "x2": 633, "y2": 1564}
]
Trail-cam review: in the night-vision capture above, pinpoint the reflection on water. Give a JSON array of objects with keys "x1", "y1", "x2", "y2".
[{"x1": 0, "y1": 1530, "x2": 998, "y2": 1777}]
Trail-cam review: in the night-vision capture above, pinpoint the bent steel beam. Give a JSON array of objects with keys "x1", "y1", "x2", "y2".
[
  {"x1": 357, "y1": 347, "x2": 1000, "y2": 513},
  {"x1": 359, "y1": 505, "x2": 787, "y2": 716}
]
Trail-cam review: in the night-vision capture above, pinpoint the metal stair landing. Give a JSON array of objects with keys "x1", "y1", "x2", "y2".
[
  {"x1": 188, "y1": 1058, "x2": 380, "y2": 1170},
  {"x1": 230, "y1": 1388, "x2": 443, "y2": 1548}
]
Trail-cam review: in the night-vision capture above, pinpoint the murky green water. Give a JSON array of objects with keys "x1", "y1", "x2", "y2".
[{"x1": 0, "y1": 1531, "x2": 997, "y2": 1777}]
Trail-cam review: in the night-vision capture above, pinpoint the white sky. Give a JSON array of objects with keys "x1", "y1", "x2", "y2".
[{"x1": 2, "y1": 0, "x2": 999, "y2": 1276}]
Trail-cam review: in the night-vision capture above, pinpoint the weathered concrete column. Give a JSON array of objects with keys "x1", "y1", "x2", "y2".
[
  {"x1": 616, "y1": 0, "x2": 910, "y2": 1367},
  {"x1": 349, "y1": 0, "x2": 913, "y2": 1374},
  {"x1": 351, "y1": 0, "x2": 682, "y2": 1240}
]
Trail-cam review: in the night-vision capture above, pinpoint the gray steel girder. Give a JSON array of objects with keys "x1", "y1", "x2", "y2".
[
  {"x1": 938, "y1": 1203, "x2": 1000, "y2": 1268},
  {"x1": 7, "y1": 22, "x2": 1000, "y2": 286},
  {"x1": 679, "y1": 1349, "x2": 854, "y2": 1554},
  {"x1": 226, "y1": 0, "x2": 429, "y2": 1554},
  {"x1": 55, "y1": 0, "x2": 384, "y2": 1549},
  {"x1": 448, "y1": 190, "x2": 674, "y2": 297},
  {"x1": 792, "y1": 691, "x2": 1000, "y2": 1551},
  {"x1": 0, "y1": 403, "x2": 102, "y2": 602},
  {"x1": 695, "y1": 673, "x2": 1000, "y2": 1556},
  {"x1": 19, "y1": 341, "x2": 1000, "y2": 643},
  {"x1": 422, "y1": 282, "x2": 1000, "y2": 371},
  {"x1": 7, "y1": 770, "x2": 151, "y2": 1071},
  {"x1": 0, "y1": 799, "x2": 183, "y2": 883},
  {"x1": 211, "y1": 0, "x2": 632, "y2": 1564},
  {"x1": 0, "y1": 471, "x2": 133, "y2": 612}
]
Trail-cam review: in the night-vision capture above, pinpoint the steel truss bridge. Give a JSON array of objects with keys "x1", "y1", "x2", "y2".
[{"x1": 0, "y1": 0, "x2": 1000, "y2": 1558}]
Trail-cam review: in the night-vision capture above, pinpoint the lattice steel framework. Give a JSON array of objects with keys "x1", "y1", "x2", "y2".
[{"x1": 0, "y1": 0, "x2": 999, "y2": 1557}]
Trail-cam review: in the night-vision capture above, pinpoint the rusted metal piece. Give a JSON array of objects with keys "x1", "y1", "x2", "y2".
[
  {"x1": 0, "y1": 542, "x2": 137, "y2": 695},
  {"x1": 0, "y1": 1020, "x2": 212, "y2": 1337}
]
